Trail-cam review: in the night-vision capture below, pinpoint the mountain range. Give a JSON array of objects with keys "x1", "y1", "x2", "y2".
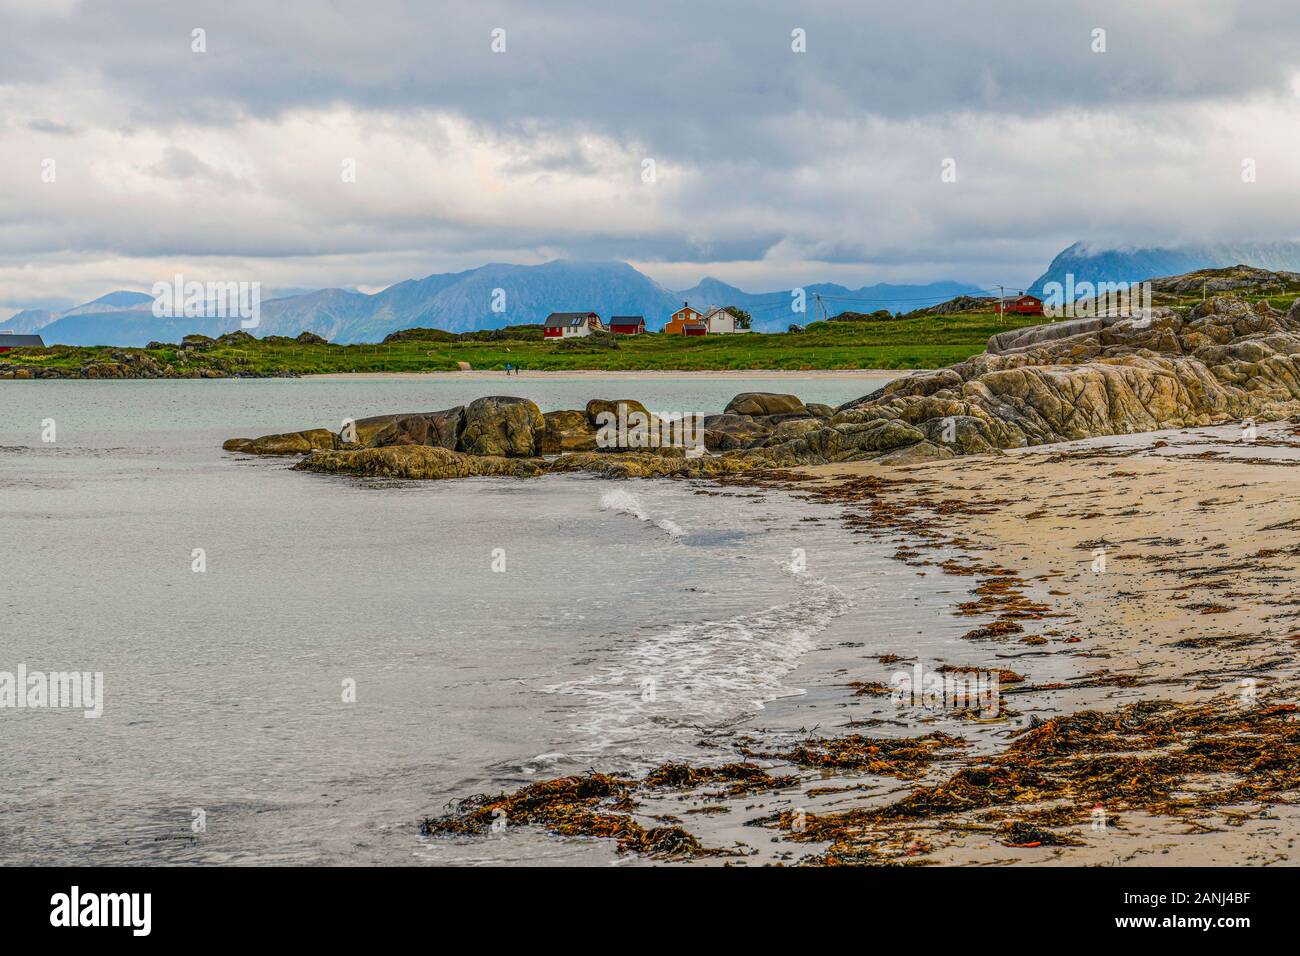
[
  {"x1": 10, "y1": 241, "x2": 1300, "y2": 346},
  {"x1": 1030, "y1": 241, "x2": 1300, "y2": 295},
  {"x1": 0, "y1": 261, "x2": 985, "y2": 345}
]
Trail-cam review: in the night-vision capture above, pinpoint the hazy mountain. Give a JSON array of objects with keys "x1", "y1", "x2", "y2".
[
  {"x1": 12, "y1": 260, "x2": 984, "y2": 345},
  {"x1": 0, "y1": 308, "x2": 60, "y2": 334},
  {"x1": 1031, "y1": 241, "x2": 1300, "y2": 296},
  {"x1": 0, "y1": 291, "x2": 156, "y2": 335}
]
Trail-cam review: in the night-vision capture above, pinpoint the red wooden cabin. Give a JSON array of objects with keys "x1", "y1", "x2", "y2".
[{"x1": 996, "y1": 294, "x2": 1044, "y2": 316}]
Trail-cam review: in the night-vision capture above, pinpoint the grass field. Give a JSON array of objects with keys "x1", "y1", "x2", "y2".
[{"x1": 0, "y1": 311, "x2": 1048, "y2": 375}]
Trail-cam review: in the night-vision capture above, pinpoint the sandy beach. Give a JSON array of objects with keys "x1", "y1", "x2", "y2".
[
  {"x1": 437, "y1": 418, "x2": 1300, "y2": 866},
  {"x1": 774, "y1": 419, "x2": 1300, "y2": 865},
  {"x1": 698, "y1": 418, "x2": 1300, "y2": 865}
]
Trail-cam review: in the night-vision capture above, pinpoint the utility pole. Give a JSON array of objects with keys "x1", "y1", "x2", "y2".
[
  {"x1": 998, "y1": 285, "x2": 1005, "y2": 324},
  {"x1": 814, "y1": 292, "x2": 827, "y2": 323}
]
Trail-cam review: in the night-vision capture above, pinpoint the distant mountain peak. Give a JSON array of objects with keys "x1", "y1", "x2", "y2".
[{"x1": 1032, "y1": 240, "x2": 1300, "y2": 295}]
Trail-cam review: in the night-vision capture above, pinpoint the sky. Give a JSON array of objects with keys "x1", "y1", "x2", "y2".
[{"x1": 2, "y1": 0, "x2": 1300, "y2": 315}]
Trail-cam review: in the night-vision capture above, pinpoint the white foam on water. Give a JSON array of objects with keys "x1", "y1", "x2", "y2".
[
  {"x1": 546, "y1": 562, "x2": 852, "y2": 765},
  {"x1": 599, "y1": 487, "x2": 685, "y2": 539}
]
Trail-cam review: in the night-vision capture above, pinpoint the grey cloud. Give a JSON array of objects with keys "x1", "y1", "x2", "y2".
[
  {"x1": 2, "y1": 0, "x2": 1299, "y2": 297},
  {"x1": 26, "y1": 118, "x2": 78, "y2": 135}
]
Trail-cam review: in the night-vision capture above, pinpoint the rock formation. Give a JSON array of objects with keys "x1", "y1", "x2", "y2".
[
  {"x1": 459, "y1": 397, "x2": 546, "y2": 457},
  {"x1": 224, "y1": 294, "x2": 1300, "y2": 479}
]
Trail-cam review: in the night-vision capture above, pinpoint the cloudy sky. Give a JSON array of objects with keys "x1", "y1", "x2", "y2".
[{"x1": 2, "y1": 0, "x2": 1300, "y2": 315}]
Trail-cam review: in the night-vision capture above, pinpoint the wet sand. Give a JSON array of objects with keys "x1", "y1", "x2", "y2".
[
  {"x1": 683, "y1": 418, "x2": 1300, "y2": 865},
  {"x1": 427, "y1": 417, "x2": 1300, "y2": 866},
  {"x1": 645, "y1": 419, "x2": 1300, "y2": 864}
]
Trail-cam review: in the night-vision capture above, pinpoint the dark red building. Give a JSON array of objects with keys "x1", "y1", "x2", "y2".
[
  {"x1": 608, "y1": 316, "x2": 646, "y2": 335},
  {"x1": 0, "y1": 333, "x2": 45, "y2": 352},
  {"x1": 996, "y1": 294, "x2": 1044, "y2": 316}
]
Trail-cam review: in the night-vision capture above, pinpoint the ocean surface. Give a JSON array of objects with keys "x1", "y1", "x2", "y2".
[{"x1": 0, "y1": 376, "x2": 1003, "y2": 866}]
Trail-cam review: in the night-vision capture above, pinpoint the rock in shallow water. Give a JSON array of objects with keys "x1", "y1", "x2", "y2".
[
  {"x1": 296, "y1": 445, "x2": 544, "y2": 479},
  {"x1": 459, "y1": 396, "x2": 545, "y2": 457},
  {"x1": 222, "y1": 428, "x2": 337, "y2": 455}
]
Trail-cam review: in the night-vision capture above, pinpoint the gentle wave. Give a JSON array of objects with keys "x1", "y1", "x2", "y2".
[
  {"x1": 599, "y1": 487, "x2": 685, "y2": 539},
  {"x1": 545, "y1": 562, "x2": 852, "y2": 766}
]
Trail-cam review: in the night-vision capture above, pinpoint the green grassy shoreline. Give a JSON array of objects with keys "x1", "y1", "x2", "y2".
[{"x1": 1, "y1": 311, "x2": 1044, "y2": 377}]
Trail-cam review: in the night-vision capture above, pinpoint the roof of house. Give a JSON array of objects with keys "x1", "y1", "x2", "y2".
[
  {"x1": 0, "y1": 333, "x2": 45, "y2": 347},
  {"x1": 671, "y1": 305, "x2": 700, "y2": 315},
  {"x1": 703, "y1": 307, "x2": 733, "y2": 319},
  {"x1": 609, "y1": 315, "x2": 644, "y2": 325},
  {"x1": 543, "y1": 312, "x2": 598, "y2": 328},
  {"x1": 683, "y1": 321, "x2": 708, "y2": 330}
]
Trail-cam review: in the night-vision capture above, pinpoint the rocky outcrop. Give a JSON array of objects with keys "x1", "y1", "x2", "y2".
[
  {"x1": 702, "y1": 413, "x2": 773, "y2": 451},
  {"x1": 297, "y1": 445, "x2": 543, "y2": 480},
  {"x1": 830, "y1": 295, "x2": 1300, "y2": 456},
  {"x1": 546, "y1": 450, "x2": 777, "y2": 479},
  {"x1": 723, "y1": 392, "x2": 807, "y2": 417},
  {"x1": 223, "y1": 428, "x2": 338, "y2": 455},
  {"x1": 542, "y1": 410, "x2": 599, "y2": 454},
  {"x1": 0, "y1": 347, "x2": 280, "y2": 380},
  {"x1": 366, "y1": 408, "x2": 463, "y2": 449},
  {"x1": 584, "y1": 398, "x2": 651, "y2": 427},
  {"x1": 459, "y1": 396, "x2": 545, "y2": 457}
]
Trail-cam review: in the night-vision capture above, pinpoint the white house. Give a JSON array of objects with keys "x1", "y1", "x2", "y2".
[
  {"x1": 543, "y1": 312, "x2": 605, "y2": 339},
  {"x1": 702, "y1": 307, "x2": 747, "y2": 334}
]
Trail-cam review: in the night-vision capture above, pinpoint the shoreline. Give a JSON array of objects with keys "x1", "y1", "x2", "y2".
[
  {"x1": 427, "y1": 418, "x2": 1300, "y2": 865},
  {"x1": 728, "y1": 419, "x2": 1300, "y2": 865},
  {"x1": 307, "y1": 368, "x2": 918, "y2": 381}
]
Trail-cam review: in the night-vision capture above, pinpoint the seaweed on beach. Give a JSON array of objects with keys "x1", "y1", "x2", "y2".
[
  {"x1": 765, "y1": 697, "x2": 1300, "y2": 862},
  {"x1": 422, "y1": 771, "x2": 709, "y2": 857},
  {"x1": 743, "y1": 732, "x2": 966, "y2": 777},
  {"x1": 642, "y1": 761, "x2": 801, "y2": 798},
  {"x1": 424, "y1": 762, "x2": 803, "y2": 856}
]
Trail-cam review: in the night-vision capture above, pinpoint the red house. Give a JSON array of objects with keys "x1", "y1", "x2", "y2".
[
  {"x1": 682, "y1": 321, "x2": 708, "y2": 337},
  {"x1": 608, "y1": 316, "x2": 646, "y2": 335},
  {"x1": 543, "y1": 312, "x2": 604, "y2": 339},
  {"x1": 996, "y1": 294, "x2": 1044, "y2": 316},
  {"x1": 0, "y1": 333, "x2": 45, "y2": 352}
]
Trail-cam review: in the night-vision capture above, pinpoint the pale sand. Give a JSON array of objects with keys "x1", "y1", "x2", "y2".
[
  {"x1": 795, "y1": 420, "x2": 1300, "y2": 865},
  {"x1": 309, "y1": 368, "x2": 916, "y2": 380},
  {"x1": 666, "y1": 420, "x2": 1300, "y2": 866}
]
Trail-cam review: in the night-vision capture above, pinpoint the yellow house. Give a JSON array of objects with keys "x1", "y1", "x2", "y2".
[{"x1": 663, "y1": 303, "x2": 703, "y2": 334}]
